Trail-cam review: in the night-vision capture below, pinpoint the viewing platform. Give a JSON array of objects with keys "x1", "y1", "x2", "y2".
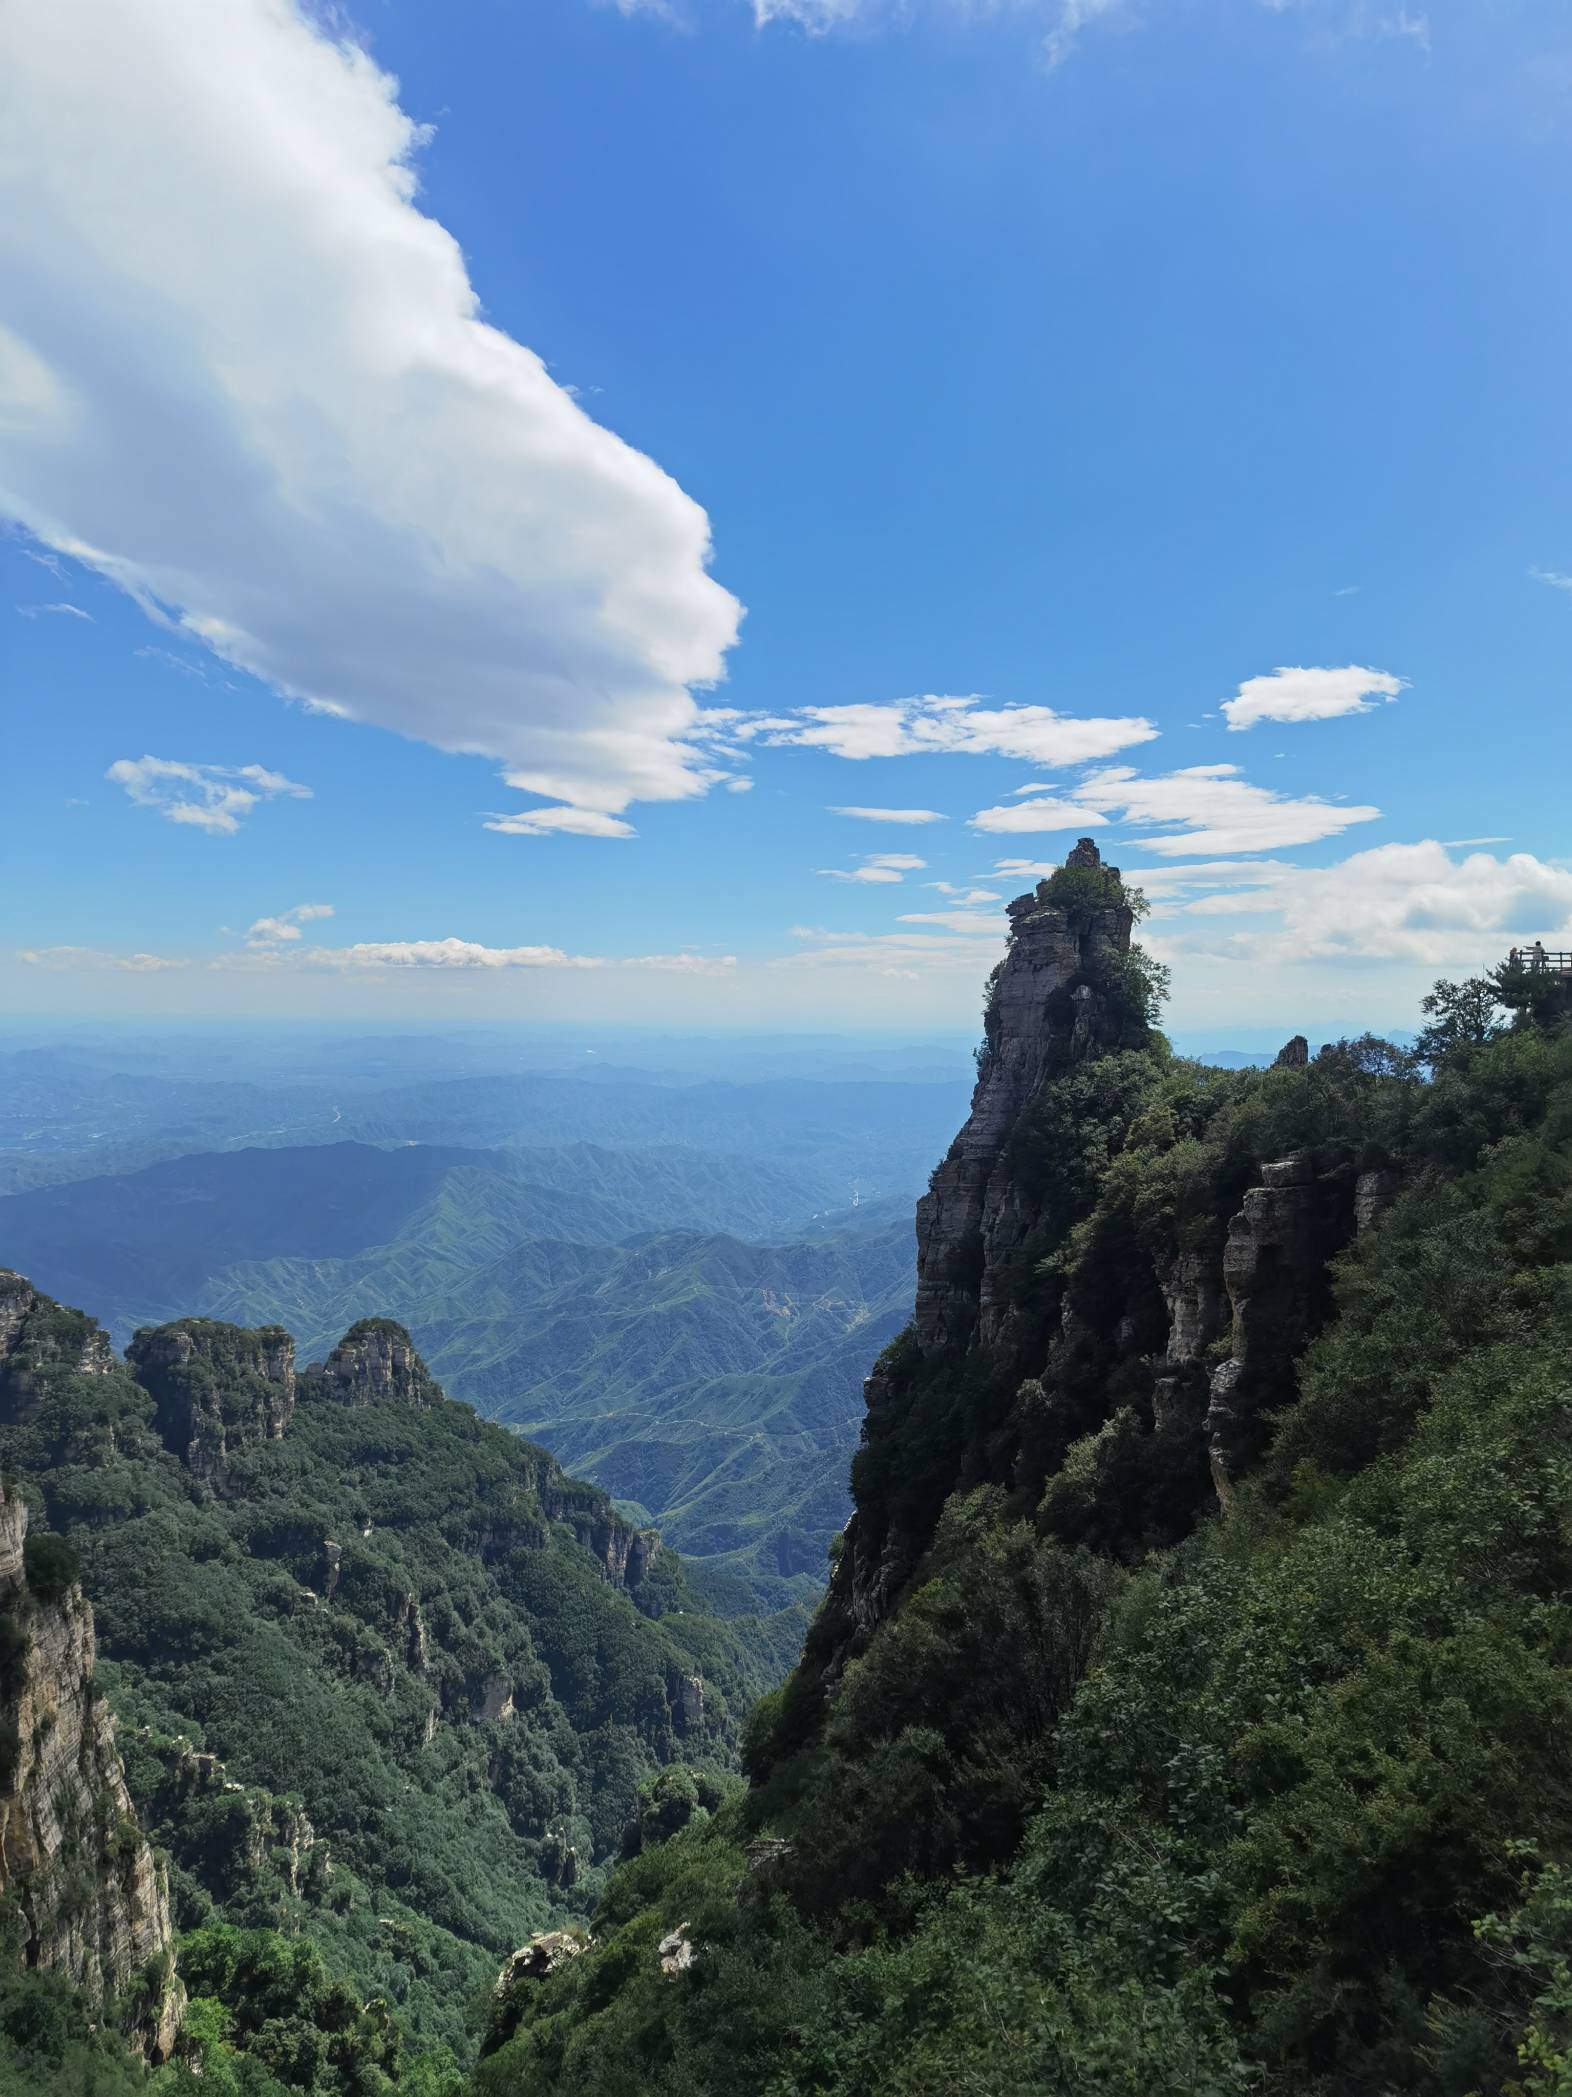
[{"x1": 1506, "y1": 944, "x2": 1572, "y2": 979}]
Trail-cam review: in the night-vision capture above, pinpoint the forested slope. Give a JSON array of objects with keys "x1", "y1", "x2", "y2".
[
  {"x1": 0, "y1": 1290, "x2": 778, "y2": 2083},
  {"x1": 476, "y1": 848, "x2": 1572, "y2": 2097}
]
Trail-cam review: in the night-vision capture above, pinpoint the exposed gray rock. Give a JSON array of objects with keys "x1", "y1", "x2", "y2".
[
  {"x1": 128, "y1": 1320, "x2": 295, "y2": 1488},
  {"x1": 914, "y1": 840, "x2": 1135, "y2": 1359},
  {"x1": 0, "y1": 1487, "x2": 184, "y2": 2061},
  {"x1": 1205, "y1": 1155, "x2": 1355, "y2": 1505},
  {"x1": 307, "y1": 1321, "x2": 438, "y2": 1409},
  {"x1": 658, "y1": 1922, "x2": 697, "y2": 1977}
]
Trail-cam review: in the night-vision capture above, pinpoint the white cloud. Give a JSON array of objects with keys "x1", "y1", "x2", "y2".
[
  {"x1": 18, "y1": 945, "x2": 187, "y2": 972},
  {"x1": 1530, "y1": 567, "x2": 1572, "y2": 594},
  {"x1": 753, "y1": 0, "x2": 865, "y2": 26},
  {"x1": 304, "y1": 938, "x2": 593, "y2": 971},
  {"x1": 484, "y1": 808, "x2": 637, "y2": 839},
  {"x1": 898, "y1": 908, "x2": 1000, "y2": 931},
  {"x1": 926, "y1": 882, "x2": 1002, "y2": 902},
  {"x1": 1044, "y1": 0, "x2": 1123, "y2": 68},
  {"x1": 755, "y1": 693, "x2": 1156, "y2": 766},
  {"x1": 817, "y1": 851, "x2": 927, "y2": 884},
  {"x1": 106, "y1": 755, "x2": 312, "y2": 835},
  {"x1": 1220, "y1": 664, "x2": 1407, "y2": 733},
  {"x1": 300, "y1": 939, "x2": 736, "y2": 975},
  {"x1": 724, "y1": 777, "x2": 755, "y2": 793},
  {"x1": 830, "y1": 805, "x2": 949, "y2": 824},
  {"x1": 967, "y1": 794, "x2": 1110, "y2": 834},
  {"x1": 776, "y1": 924, "x2": 1005, "y2": 973},
  {"x1": 17, "y1": 600, "x2": 91, "y2": 620},
  {"x1": 246, "y1": 901, "x2": 334, "y2": 946},
  {"x1": 975, "y1": 765, "x2": 1382, "y2": 856},
  {"x1": 1160, "y1": 841, "x2": 1572, "y2": 967},
  {"x1": 0, "y1": 0, "x2": 742, "y2": 838},
  {"x1": 22, "y1": 932, "x2": 736, "y2": 977},
  {"x1": 1118, "y1": 858, "x2": 1303, "y2": 907}
]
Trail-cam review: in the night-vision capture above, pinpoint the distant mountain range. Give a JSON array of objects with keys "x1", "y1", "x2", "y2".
[{"x1": 0, "y1": 1133, "x2": 928, "y2": 1609}]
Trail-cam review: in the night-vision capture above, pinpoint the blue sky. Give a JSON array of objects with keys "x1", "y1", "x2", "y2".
[{"x1": 3, "y1": 0, "x2": 1570, "y2": 1038}]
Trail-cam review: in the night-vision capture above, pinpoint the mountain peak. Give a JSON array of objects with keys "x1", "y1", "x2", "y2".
[
  {"x1": 306, "y1": 1318, "x2": 440, "y2": 1409},
  {"x1": 915, "y1": 839, "x2": 1145, "y2": 1358}
]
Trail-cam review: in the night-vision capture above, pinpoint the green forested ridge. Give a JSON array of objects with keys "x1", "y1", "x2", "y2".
[
  {"x1": 0, "y1": 1142, "x2": 921, "y2": 1609},
  {"x1": 0, "y1": 1290, "x2": 781, "y2": 2087},
  {"x1": 201, "y1": 1220, "x2": 913, "y2": 1611},
  {"x1": 5, "y1": 949, "x2": 1569, "y2": 2095},
  {"x1": 473, "y1": 953, "x2": 1572, "y2": 2097}
]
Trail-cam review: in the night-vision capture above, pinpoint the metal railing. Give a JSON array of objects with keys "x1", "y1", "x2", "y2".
[{"x1": 1506, "y1": 948, "x2": 1572, "y2": 975}]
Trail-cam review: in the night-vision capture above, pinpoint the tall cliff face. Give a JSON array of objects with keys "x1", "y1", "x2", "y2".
[
  {"x1": 807, "y1": 841, "x2": 1391, "y2": 1682},
  {"x1": 128, "y1": 1316, "x2": 295, "y2": 1488},
  {"x1": 0, "y1": 1487, "x2": 183, "y2": 2060},
  {"x1": 915, "y1": 840, "x2": 1135, "y2": 1361}
]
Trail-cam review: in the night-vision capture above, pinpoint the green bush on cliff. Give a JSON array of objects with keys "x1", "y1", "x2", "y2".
[{"x1": 22, "y1": 1527, "x2": 79, "y2": 1601}]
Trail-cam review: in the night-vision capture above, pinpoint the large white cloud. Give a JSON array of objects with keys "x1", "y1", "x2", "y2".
[
  {"x1": 1220, "y1": 665, "x2": 1406, "y2": 733},
  {"x1": 0, "y1": 0, "x2": 742, "y2": 832},
  {"x1": 1173, "y1": 841, "x2": 1572, "y2": 965},
  {"x1": 973, "y1": 764, "x2": 1382, "y2": 855}
]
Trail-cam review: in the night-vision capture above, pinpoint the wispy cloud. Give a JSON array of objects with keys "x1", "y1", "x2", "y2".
[
  {"x1": 973, "y1": 763, "x2": 1382, "y2": 856},
  {"x1": 816, "y1": 852, "x2": 928, "y2": 885},
  {"x1": 246, "y1": 902, "x2": 335, "y2": 947},
  {"x1": 17, "y1": 945, "x2": 188, "y2": 972},
  {"x1": 830, "y1": 805, "x2": 949, "y2": 824},
  {"x1": 106, "y1": 756, "x2": 312, "y2": 835},
  {"x1": 22, "y1": 934, "x2": 736, "y2": 978},
  {"x1": 742, "y1": 692, "x2": 1157, "y2": 766},
  {"x1": 483, "y1": 808, "x2": 637, "y2": 839},
  {"x1": 777, "y1": 923, "x2": 1004, "y2": 976},
  {"x1": 1530, "y1": 566, "x2": 1572, "y2": 594},
  {"x1": 17, "y1": 600, "x2": 91, "y2": 621}
]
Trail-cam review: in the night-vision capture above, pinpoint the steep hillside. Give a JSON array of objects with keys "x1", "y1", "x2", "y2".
[
  {"x1": 477, "y1": 844, "x2": 1572, "y2": 2097},
  {"x1": 0, "y1": 1276, "x2": 778, "y2": 2064}
]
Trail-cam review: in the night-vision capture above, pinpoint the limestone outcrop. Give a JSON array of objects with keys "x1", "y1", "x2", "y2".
[
  {"x1": 128, "y1": 1318, "x2": 295, "y2": 1488},
  {"x1": 0, "y1": 1486, "x2": 184, "y2": 2060},
  {"x1": 306, "y1": 1319, "x2": 439, "y2": 1408},
  {"x1": 1203, "y1": 1153, "x2": 1355, "y2": 1504},
  {"x1": 914, "y1": 840, "x2": 1135, "y2": 1360}
]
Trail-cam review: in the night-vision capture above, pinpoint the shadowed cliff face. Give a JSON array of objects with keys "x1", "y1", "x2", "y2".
[
  {"x1": 804, "y1": 840, "x2": 1392, "y2": 1685},
  {"x1": 915, "y1": 839, "x2": 1135, "y2": 1361},
  {"x1": 0, "y1": 1486, "x2": 184, "y2": 2061}
]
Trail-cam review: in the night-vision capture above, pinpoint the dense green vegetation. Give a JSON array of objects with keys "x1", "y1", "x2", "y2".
[
  {"x1": 208, "y1": 1222, "x2": 910, "y2": 1612},
  {"x1": 0, "y1": 1300, "x2": 783, "y2": 2079},
  {"x1": 0, "y1": 1145, "x2": 922, "y2": 1609},
  {"x1": 476, "y1": 961, "x2": 1572, "y2": 2097}
]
